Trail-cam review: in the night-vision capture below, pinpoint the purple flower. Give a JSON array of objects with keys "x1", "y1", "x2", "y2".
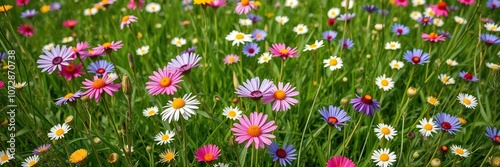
[
  {"x1": 235, "y1": 77, "x2": 274, "y2": 100},
  {"x1": 449, "y1": 5, "x2": 459, "y2": 11},
  {"x1": 167, "y1": 52, "x2": 202, "y2": 73},
  {"x1": 350, "y1": 94, "x2": 380, "y2": 116},
  {"x1": 0, "y1": 52, "x2": 6, "y2": 60},
  {"x1": 391, "y1": 24, "x2": 410, "y2": 36},
  {"x1": 485, "y1": 126, "x2": 500, "y2": 144},
  {"x1": 87, "y1": 60, "x2": 115, "y2": 76},
  {"x1": 252, "y1": 29, "x2": 267, "y2": 41},
  {"x1": 418, "y1": 16, "x2": 433, "y2": 26},
  {"x1": 267, "y1": 142, "x2": 297, "y2": 166},
  {"x1": 33, "y1": 144, "x2": 51, "y2": 155},
  {"x1": 337, "y1": 13, "x2": 356, "y2": 21},
  {"x1": 458, "y1": 71, "x2": 478, "y2": 82},
  {"x1": 363, "y1": 5, "x2": 379, "y2": 13},
  {"x1": 487, "y1": 0, "x2": 500, "y2": 9},
  {"x1": 50, "y1": 2, "x2": 61, "y2": 11},
  {"x1": 37, "y1": 45, "x2": 74, "y2": 74},
  {"x1": 377, "y1": 9, "x2": 389, "y2": 15},
  {"x1": 434, "y1": 113, "x2": 461, "y2": 134},
  {"x1": 322, "y1": 31, "x2": 338, "y2": 42},
  {"x1": 319, "y1": 106, "x2": 350, "y2": 131},
  {"x1": 480, "y1": 33, "x2": 500, "y2": 45},
  {"x1": 403, "y1": 49, "x2": 430, "y2": 65},
  {"x1": 21, "y1": 9, "x2": 37, "y2": 19},
  {"x1": 339, "y1": 38, "x2": 354, "y2": 49},
  {"x1": 247, "y1": 13, "x2": 262, "y2": 23},
  {"x1": 55, "y1": 91, "x2": 83, "y2": 106},
  {"x1": 438, "y1": 30, "x2": 452, "y2": 38},
  {"x1": 180, "y1": 46, "x2": 197, "y2": 55},
  {"x1": 242, "y1": 43, "x2": 260, "y2": 57}
]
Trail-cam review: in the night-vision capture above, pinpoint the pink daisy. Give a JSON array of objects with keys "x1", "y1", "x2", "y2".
[
  {"x1": 120, "y1": 15, "x2": 138, "y2": 29},
  {"x1": 235, "y1": 0, "x2": 256, "y2": 15},
  {"x1": 194, "y1": 144, "x2": 221, "y2": 163},
  {"x1": 0, "y1": 80, "x2": 4, "y2": 89},
  {"x1": 326, "y1": 156, "x2": 356, "y2": 167},
  {"x1": 262, "y1": 82, "x2": 299, "y2": 112},
  {"x1": 223, "y1": 54, "x2": 240, "y2": 64},
  {"x1": 127, "y1": 0, "x2": 144, "y2": 10},
  {"x1": 145, "y1": 66, "x2": 183, "y2": 96},
  {"x1": 37, "y1": 45, "x2": 74, "y2": 74},
  {"x1": 431, "y1": 2, "x2": 449, "y2": 17},
  {"x1": 459, "y1": 0, "x2": 475, "y2": 5},
  {"x1": 208, "y1": 0, "x2": 227, "y2": 8},
  {"x1": 94, "y1": 41, "x2": 123, "y2": 53},
  {"x1": 16, "y1": 0, "x2": 29, "y2": 6},
  {"x1": 231, "y1": 112, "x2": 277, "y2": 149},
  {"x1": 82, "y1": 73, "x2": 121, "y2": 102},
  {"x1": 63, "y1": 20, "x2": 77, "y2": 29},
  {"x1": 80, "y1": 49, "x2": 105, "y2": 60},
  {"x1": 269, "y1": 43, "x2": 299, "y2": 60},
  {"x1": 59, "y1": 62, "x2": 84, "y2": 80},
  {"x1": 422, "y1": 32, "x2": 446, "y2": 42},
  {"x1": 72, "y1": 42, "x2": 89, "y2": 58},
  {"x1": 18, "y1": 24, "x2": 34, "y2": 37},
  {"x1": 395, "y1": 0, "x2": 408, "y2": 6}
]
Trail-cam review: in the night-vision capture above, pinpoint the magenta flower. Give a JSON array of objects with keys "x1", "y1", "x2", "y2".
[
  {"x1": 269, "y1": 43, "x2": 299, "y2": 60},
  {"x1": 262, "y1": 82, "x2": 299, "y2": 112},
  {"x1": 80, "y1": 49, "x2": 105, "y2": 60},
  {"x1": 231, "y1": 112, "x2": 277, "y2": 149},
  {"x1": 63, "y1": 20, "x2": 77, "y2": 29},
  {"x1": 432, "y1": 2, "x2": 449, "y2": 17},
  {"x1": 194, "y1": 144, "x2": 221, "y2": 163},
  {"x1": 82, "y1": 73, "x2": 121, "y2": 102},
  {"x1": 37, "y1": 45, "x2": 74, "y2": 74},
  {"x1": 72, "y1": 42, "x2": 89, "y2": 58},
  {"x1": 395, "y1": 0, "x2": 408, "y2": 6},
  {"x1": 459, "y1": 0, "x2": 475, "y2": 5},
  {"x1": 0, "y1": 80, "x2": 4, "y2": 90},
  {"x1": 94, "y1": 41, "x2": 123, "y2": 53},
  {"x1": 16, "y1": 0, "x2": 29, "y2": 6},
  {"x1": 59, "y1": 62, "x2": 84, "y2": 80},
  {"x1": 127, "y1": 0, "x2": 144, "y2": 10},
  {"x1": 18, "y1": 24, "x2": 34, "y2": 37},
  {"x1": 208, "y1": 0, "x2": 226, "y2": 8},
  {"x1": 146, "y1": 66, "x2": 183, "y2": 95},
  {"x1": 235, "y1": 0, "x2": 257, "y2": 15},
  {"x1": 422, "y1": 32, "x2": 446, "y2": 42},
  {"x1": 120, "y1": 15, "x2": 138, "y2": 29},
  {"x1": 326, "y1": 156, "x2": 356, "y2": 167}
]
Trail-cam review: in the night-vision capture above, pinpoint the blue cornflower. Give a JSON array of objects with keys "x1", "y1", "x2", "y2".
[
  {"x1": 251, "y1": 29, "x2": 267, "y2": 41},
  {"x1": 87, "y1": 60, "x2": 115, "y2": 76},
  {"x1": 480, "y1": 33, "x2": 500, "y2": 45},
  {"x1": 322, "y1": 31, "x2": 338, "y2": 42},
  {"x1": 21, "y1": 9, "x2": 37, "y2": 19},
  {"x1": 391, "y1": 24, "x2": 410, "y2": 36},
  {"x1": 434, "y1": 113, "x2": 461, "y2": 135},
  {"x1": 242, "y1": 43, "x2": 260, "y2": 57},
  {"x1": 363, "y1": 5, "x2": 379, "y2": 13},
  {"x1": 485, "y1": 126, "x2": 500, "y2": 144},
  {"x1": 403, "y1": 49, "x2": 430, "y2": 65},
  {"x1": 339, "y1": 38, "x2": 354, "y2": 49},
  {"x1": 247, "y1": 14, "x2": 262, "y2": 23},
  {"x1": 267, "y1": 142, "x2": 297, "y2": 166},
  {"x1": 319, "y1": 105, "x2": 350, "y2": 131}
]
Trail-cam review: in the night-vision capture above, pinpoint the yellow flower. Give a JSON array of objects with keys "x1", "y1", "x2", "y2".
[
  {"x1": 254, "y1": 1, "x2": 262, "y2": 7},
  {"x1": 459, "y1": 117, "x2": 467, "y2": 125},
  {"x1": 193, "y1": 0, "x2": 214, "y2": 5},
  {"x1": 69, "y1": 149, "x2": 88, "y2": 164},
  {"x1": 0, "y1": 5, "x2": 13, "y2": 13},
  {"x1": 40, "y1": 5, "x2": 51, "y2": 13},
  {"x1": 137, "y1": 32, "x2": 143, "y2": 39}
]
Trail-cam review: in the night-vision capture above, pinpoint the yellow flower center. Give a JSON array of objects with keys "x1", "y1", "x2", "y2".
[
  {"x1": 64, "y1": 93, "x2": 74, "y2": 99},
  {"x1": 247, "y1": 125, "x2": 261, "y2": 137},
  {"x1": 148, "y1": 110, "x2": 156, "y2": 115},
  {"x1": 55, "y1": 129, "x2": 65, "y2": 136},
  {"x1": 274, "y1": 90, "x2": 286, "y2": 100},
  {"x1": 263, "y1": 57, "x2": 269, "y2": 61},
  {"x1": 171, "y1": 98, "x2": 185, "y2": 109},
  {"x1": 228, "y1": 57, "x2": 235, "y2": 63},
  {"x1": 161, "y1": 135, "x2": 170, "y2": 141},
  {"x1": 429, "y1": 97, "x2": 438, "y2": 104},
  {"x1": 92, "y1": 79, "x2": 106, "y2": 89},
  {"x1": 462, "y1": 99, "x2": 471, "y2": 105},
  {"x1": 424, "y1": 124, "x2": 433, "y2": 130},
  {"x1": 442, "y1": 77, "x2": 449, "y2": 82},
  {"x1": 381, "y1": 80, "x2": 389, "y2": 86},
  {"x1": 228, "y1": 110, "x2": 237, "y2": 117},
  {"x1": 102, "y1": 42, "x2": 112, "y2": 48},
  {"x1": 160, "y1": 77, "x2": 172, "y2": 87},
  {"x1": 279, "y1": 49, "x2": 289, "y2": 54},
  {"x1": 298, "y1": 27, "x2": 303, "y2": 31},
  {"x1": 455, "y1": 148, "x2": 464, "y2": 155},
  {"x1": 163, "y1": 152, "x2": 175, "y2": 161},
  {"x1": 204, "y1": 153, "x2": 214, "y2": 161},
  {"x1": 381, "y1": 127, "x2": 391, "y2": 135},
  {"x1": 241, "y1": 0, "x2": 250, "y2": 6},
  {"x1": 235, "y1": 34, "x2": 245, "y2": 40},
  {"x1": 122, "y1": 16, "x2": 130, "y2": 22},
  {"x1": 28, "y1": 161, "x2": 36, "y2": 166},
  {"x1": 41, "y1": 5, "x2": 51, "y2": 13},
  {"x1": 310, "y1": 44, "x2": 317, "y2": 48},
  {"x1": 393, "y1": 64, "x2": 399, "y2": 68},
  {"x1": 1, "y1": 155, "x2": 8, "y2": 161},
  {"x1": 429, "y1": 32, "x2": 438, "y2": 39},
  {"x1": 390, "y1": 44, "x2": 396, "y2": 48},
  {"x1": 328, "y1": 59, "x2": 338, "y2": 66},
  {"x1": 379, "y1": 153, "x2": 389, "y2": 161},
  {"x1": 102, "y1": 0, "x2": 109, "y2": 4}
]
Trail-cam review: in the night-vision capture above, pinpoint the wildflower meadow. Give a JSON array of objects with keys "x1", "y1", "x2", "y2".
[{"x1": 1, "y1": 0, "x2": 500, "y2": 166}]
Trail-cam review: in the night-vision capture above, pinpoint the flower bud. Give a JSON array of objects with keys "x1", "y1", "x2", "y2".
[
  {"x1": 459, "y1": 117, "x2": 467, "y2": 125},
  {"x1": 122, "y1": 73, "x2": 132, "y2": 97},
  {"x1": 340, "y1": 97, "x2": 349, "y2": 106},
  {"x1": 407, "y1": 87, "x2": 417, "y2": 98},
  {"x1": 108, "y1": 153, "x2": 118, "y2": 164},
  {"x1": 413, "y1": 151, "x2": 420, "y2": 159},
  {"x1": 374, "y1": 24, "x2": 384, "y2": 31},
  {"x1": 342, "y1": 77, "x2": 348, "y2": 82},
  {"x1": 146, "y1": 146, "x2": 152, "y2": 152},
  {"x1": 93, "y1": 137, "x2": 101, "y2": 144},
  {"x1": 491, "y1": 156, "x2": 500, "y2": 167},
  {"x1": 232, "y1": 98, "x2": 238, "y2": 104},
  {"x1": 431, "y1": 158, "x2": 441, "y2": 167},
  {"x1": 65, "y1": 115, "x2": 74, "y2": 124}
]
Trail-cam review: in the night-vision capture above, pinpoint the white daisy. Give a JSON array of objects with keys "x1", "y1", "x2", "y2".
[
  {"x1": 412, "y1": 0, "x2": 426, "y2": 6},
  {"x1": 457, "y1": 93, "x2": 477, "y2": 109},
  {"x1": 293, "y1": 24, "x2": 308, "y2": 35},
  {"x1": 61, "y1": 37, "x2": 74, "y2": 43},
  {"x1": 275, "y1": 16, "x2": 289, "y2": 25},
  {"x1": 214, "y1": 163, "x2": 230, "y2": 167},
  {"x1": 484, "y1": 23, "x2": 500, "y2": 32},
  {"x1": 371, "y1": 148, "x2": 397, "y2": 167},
  {"x1": 136, "y1": 45, "x2": 150, "y2": 56},
  {"x1": 486, "y1": 62, "x2": 500, "y2": 70},
  {"x1": 454, "y1": 16, "x2": 467, "y2": 24},
  {"x1": 424, "y1": 7, "x2": 435, "y2": 17},
  {"x1": 375, "y1": 74, "x2": 395, "y2": 91},
  {"x1": 47, "y1": 123, "x2": 71, "y2": 140},
  {"x1": 438, "y1": 74, "x2": 455, "y2": 85},
  {"x1": 83, "y1": 8, "x2": 98, "y2": 16},
  {"x1": 145, "y1": 2, "x2": 161, "y2": 13},
  {"x1": 389, "y1": 60, "x2": 404, "y2": 70},
  {"x1": 15, "y1": 82, "x2": 27, "y2": 89},
  {"x1": 427, "y1": 96, "x2": 440, "y2": 106},
  {"x1": 258, "y1": 52, "x2": 273, "y2": 64},
  {"x1": 171, "y1": 37, "x2": 186, "y2": 47},
  {"x1": 433, "y1": 18, "x2": 444, "y2": 27},
  {"x1": 327, "y1": 7, "x2": 341, "y2": 18},
  {"x1": 21, "y1": 155, "x2": 39, "y2": 167},
  {"x1": 410, "y1": 11, "x2": 423, "y2": 20},
  {"x1": 239, "y1": 18, "x2": 252, "y2": 27},
  {"x1": 416, "y1": 118, "x2": 438, "y2": 137},
  {"x1": 374, "y1": 123, "x2": 397, "y2": 140},
  {"x1": 450, "y1": 145, "x2": 470, "y2": 158},
  {"x1": 284, "y1": 0, "x2": 299, "y2": 8},
  {"x1": 446, "y1": 59, "x2": 458, "y2": 66},
  {"x1": 159, "y1": 149, "x2": 177, "y2": 163},
  {"x1": 143, "y1": 106, "x2": 159, "y2": 117},
  {"x1": 303, "y1": 40, "x2": 324, "y2": 51},
  {"x1": 0, "y1": 150, "x2": 13, "y2": 165},
  {"x1": 122, "y1": 145, "x2": 134, "y2": 156},
  {"x1": 225, "y1": 30, "x2": 252, "y2": 46},
  {"x1": 43, "y1": 43, "x2": 55, "y2": 51},
  {"x1": 162, "y1": 93, "x2": 200, "y2": 123},
  {"x1": 384, "y1": 41, "x2": 401, "y2": 50},
  {"x1": 222, "y1": 106, "x2": 242, "y2": 120},
  {"x1": 154, "y1": 130, "x2": 175, "y2": 145},
  {"x1": 341, "y1": 0, "x2": 354, "y2": 9},
  {"x1": 323, "y1": 56, "x2": 343, "y2": 71}
]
